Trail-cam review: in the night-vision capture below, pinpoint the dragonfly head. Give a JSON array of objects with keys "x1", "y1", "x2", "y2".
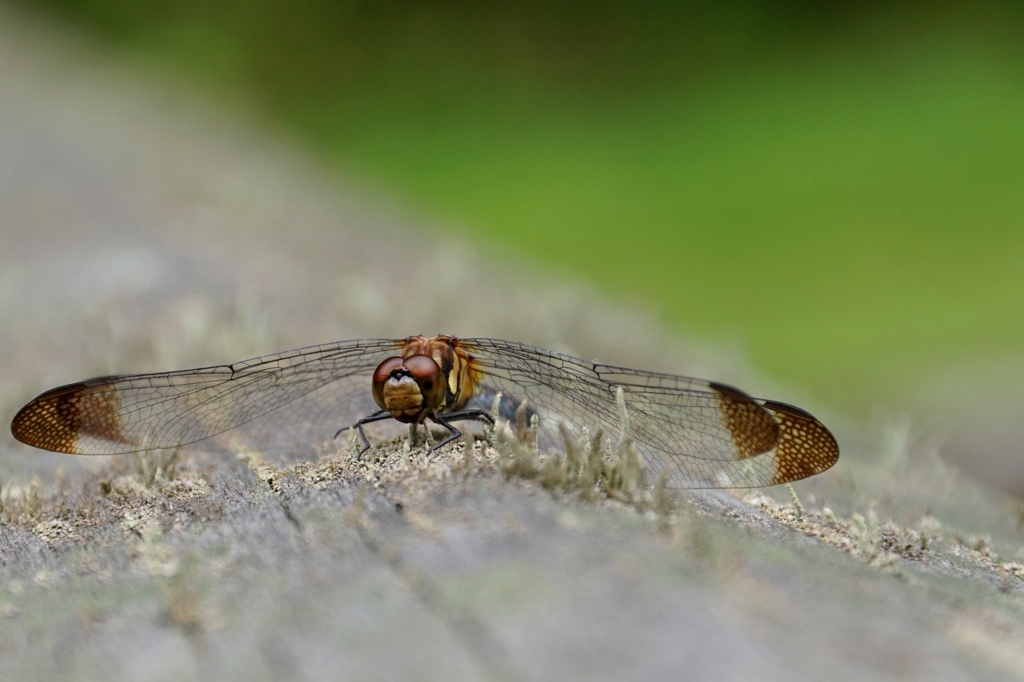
[{"x1": 372, "y1": 354, "x2": 446, "y2": 422}]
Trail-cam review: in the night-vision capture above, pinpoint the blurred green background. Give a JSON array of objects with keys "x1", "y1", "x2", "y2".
[{"x1": 20, "y1": 0, "x2": 1024, "y2": 412}]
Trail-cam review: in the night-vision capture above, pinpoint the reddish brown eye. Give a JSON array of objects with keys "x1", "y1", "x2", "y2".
[
  {"x1": 403, "y1": 354, "x2": 445, "y2": 409},
  {"x1": 403, "y1": 354, "x2": 440, "y2": 380},
  {"x1": 372, "y1": 357, "x2": 405, "y2": 410}
]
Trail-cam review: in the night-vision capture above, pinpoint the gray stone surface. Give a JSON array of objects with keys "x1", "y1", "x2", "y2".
[{"x1": 3, "y1": 5, "x2": 1024, "y2": 681}]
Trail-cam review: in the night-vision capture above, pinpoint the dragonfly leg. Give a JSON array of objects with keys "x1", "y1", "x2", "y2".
[
  {"x1": 425, "y1": 412, "x2": 464, "y2": 454},
  {"x1": 335, "y1": 409, "x2": 391, "y2": 457},
  {"x1": 437, "y1": 408, "x2": 495, "y2": 426},
  {"x1": 432, "y1": 409, "x2": 495, "y2": 450},
  {"x1": 424, "y1": 409, "x2": 496, "y2": 455}
]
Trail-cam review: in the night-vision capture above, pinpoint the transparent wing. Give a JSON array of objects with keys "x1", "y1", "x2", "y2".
[
  {"x1": 11, "y1": 335, "x2": 838, "y2": 489},
  {"x1": 462, "y1": 338, "x2": 838, "y2": 489},
  {"x1": 11, "y1": 338, "x2": 405, "y2": 455}
]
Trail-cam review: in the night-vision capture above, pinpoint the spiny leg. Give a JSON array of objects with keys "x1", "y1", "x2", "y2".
[
  {"x1": 425, "y1": 409, "x2": 462, "y2": 450},
  {"x1": 440, "y1": 408, "x2": 495, "y2": 426},
  {"x1": 424, "y1": 409, "x2": 495, "y2": 455},
  {"x1": 335, "y1": 409, "x2": 391, "y2": 457}
]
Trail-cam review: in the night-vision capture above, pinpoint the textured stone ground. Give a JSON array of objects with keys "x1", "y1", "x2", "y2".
[{"x1": 3, "y1": 5, "x2": 1024, "y2": 681}]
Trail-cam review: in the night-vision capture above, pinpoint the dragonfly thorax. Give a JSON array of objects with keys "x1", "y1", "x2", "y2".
[{"x1": 399, "y1": 335, "x2": 478, "y2": 413}]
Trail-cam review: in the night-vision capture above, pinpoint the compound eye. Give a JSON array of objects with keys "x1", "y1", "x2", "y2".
[
  {"x1": 371, "y1": 357, "x2": 405, "y2": 410},
  {"x1": 403, "y1": 354, "x2": 445, "y2": 409}
]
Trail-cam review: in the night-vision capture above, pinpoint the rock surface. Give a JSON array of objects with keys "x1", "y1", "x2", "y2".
[{"x1": 2, "y1": 6, "x2": 1024, "y2": 681}]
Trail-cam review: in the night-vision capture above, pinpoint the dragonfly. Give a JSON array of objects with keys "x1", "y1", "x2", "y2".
[{"x1": 10, "y1": 335, "x2": 838, "y2": 489}]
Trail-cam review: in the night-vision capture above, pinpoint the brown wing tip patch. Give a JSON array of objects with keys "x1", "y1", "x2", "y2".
[
  {"x1": 710, "y1": 382, "x2": 780, "y2": 459},
  {"x1": 11, "y1": 381, "x2": 128, "y2": 454},
  {"x1": 761, "y1": 400, "x2": 840, "y2": 485}
]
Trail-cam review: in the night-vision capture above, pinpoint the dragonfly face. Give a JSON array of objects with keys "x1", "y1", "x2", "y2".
[
  {"x1": 371, "y1": 354, "x2": 447, "y2": 423},
  {"x1": 10, "y1": 334, "x2": 840, "y2": 489}
]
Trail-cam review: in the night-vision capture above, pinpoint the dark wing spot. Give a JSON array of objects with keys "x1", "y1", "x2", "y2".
[
  {"x1": 762, "y1": 400, "x2": 840, "y2": 485},
  {"x1": 710, "y1": 382, "x2": 779, "y2": 459},
  {"x1": 11, "y1": 381, "x2": 129, "y2": 454}
]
